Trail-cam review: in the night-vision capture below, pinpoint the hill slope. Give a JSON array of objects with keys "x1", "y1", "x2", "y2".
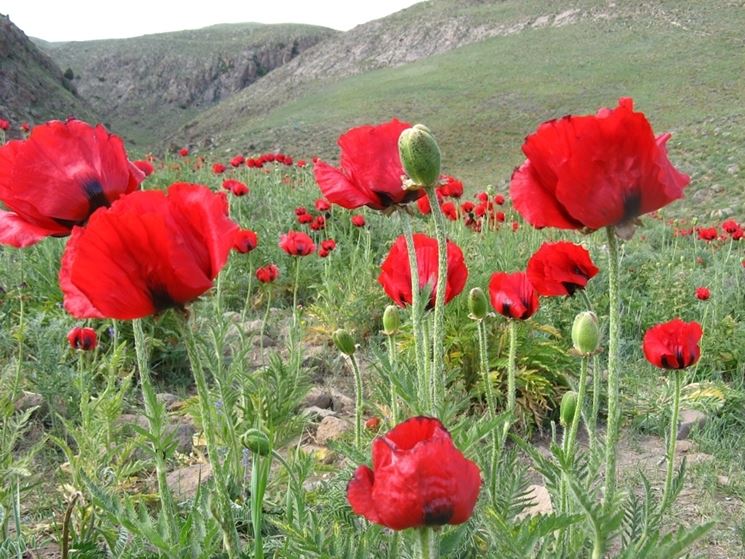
[
  {"x1": 0, "y1": 14, "x2": 97, "y2": 135},
  {"x1": 41, "y1": 23, "x2": 337, "y2": 145},
  {"x1": 173, "y1": 0, "x2": 745, "y2": 216}
]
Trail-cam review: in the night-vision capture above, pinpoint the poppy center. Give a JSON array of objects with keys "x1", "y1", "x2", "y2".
[
  {"x1": 84, "y1": 179, "x2": 111, "y2": 218},
  {"x1": 423, "y1": 498, "x2": 453, "y2": 526}
]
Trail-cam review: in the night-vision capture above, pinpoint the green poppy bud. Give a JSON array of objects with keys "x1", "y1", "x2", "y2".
[
  {"x1": 241, "y1": 428, "x2": 271, "y2": 456},
  {"x1": 468, "y1": 287, "x2": 488, "y2": 320},
  {"x1": 398, "y1": 124, "x2": 441, "y2": 188},
  {"x1": 382, "y1": 305, "x2": 400, "y2": 336},
  {"x1": 572, "y1": 311, "x2": 600, "y2": 355},
  {"x1": 559, "y1": 391, "x2": 578, "y2": 427},
  {"x1": 333, "y1": 328, "x2": 356, "y2": 356}
]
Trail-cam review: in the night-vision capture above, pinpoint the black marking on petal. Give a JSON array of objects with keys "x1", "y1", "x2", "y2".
[
  {"x1": 149, "y1": 286, "x2": 177, "y2": 313},
  {"x1": 423, "y1": 499, "x2": 453, "y2": 526},
  {"x1": 561, "y1": 281, "x2": 579, "y2": 296},
  {"x1": 84, "y1": 179, "x2": 110, "y2": 217},
  {"x1": 621, "y1": 191, "x2": 642, "y2": 223}
]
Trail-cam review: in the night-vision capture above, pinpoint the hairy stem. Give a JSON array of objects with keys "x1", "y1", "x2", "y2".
[
  {"x1": 350, "y1": 353, "x2": 365, "y2": 449},
  {"x1": 661, "y1": 371, "x2": 683, "y2": 512},
  {"x1": 427, "y1": 186, "x2": 449, "y2": 411},
  {"x1": 603, "y1": 226, "x2": 621, "y2": 510},
  {"x1": 417, "y1": 527, "x2": 438, "y2": 559}
]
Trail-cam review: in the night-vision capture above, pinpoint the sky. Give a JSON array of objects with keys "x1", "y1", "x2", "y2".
[{"x1": 2, "y1": 0, "x2": 424, "y2": 42}]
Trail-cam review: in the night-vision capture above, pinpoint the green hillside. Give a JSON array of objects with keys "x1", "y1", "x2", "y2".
[{"x1": 175, "y1": 0, "x2": 745, "y2": 217}]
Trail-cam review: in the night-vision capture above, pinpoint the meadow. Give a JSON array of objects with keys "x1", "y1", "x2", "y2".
[{"x1": 0, "y1": 108, "x2": 742, "y2": 559}]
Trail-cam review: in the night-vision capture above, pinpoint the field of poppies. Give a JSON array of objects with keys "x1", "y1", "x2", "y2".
[{"x1": 0, "y1": 100, "x2": 743, "y2": 558}]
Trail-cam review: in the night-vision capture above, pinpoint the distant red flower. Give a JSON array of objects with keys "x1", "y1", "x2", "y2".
[
  {"x1": 232, "y1": 229, "x2": 258, "y2": 253},
  {"x1": 133, "y1": 160, "x2": 154, "y2": 177},
  {"x1": 495, "y1": 211, "x2": 505, "y2": 222},
  {"x1": 296, "y1": 160, "x2": 306, "y2": 168},
  {"x1": 643, "y1": 318, "x2": 703, "y2": 370},
  {"x1": 378, "y1": 233, "x2": 468, "y2": 309},
  {"x1": 511, "y1": 221, "x2": 519, "y2": 232},
  {"x1": 310, "y1": 215, "x2": 326, "y2": 231},
  {"x1": 347, "y1": 416, "x2": 480, "y2": 530},
  {"x1": 314, "y1": 119, "x2": 424, "y2": 210},
  {"x1": 442, "y1": 201, "x2": 458, "y2": 221},
  {"x1": 732, "y1": 228, "x2": 744, "y2": 241},
  {"x1": 320, "y1": 239, "x2": 337, "y2": 252},
  {"x1": 60, "y1": 183, "x2": 238, "y2": 319},
  {"x1": 351, "y1": 214, "x2": 366, "y2": 227},
  {"x1": 0, "y1": 119, "x2": 144, "y2": 247},
  {"x1": 297, "y1": 213, "x2": 313, "y2": 224},
  {"x1": 230, "y1": 154, "x2": 245, "y2": 167},
  {"x1": 510, "y1": 98, "x2": 689, "y2": 231},
  {"x1": 694, "y1": 287, "x2": 710, "y2": 301},
  {"x1": 438, "y1": 175, "x2": 463, "y2": 198},
  {"x1": 722, "y1": 219, "x2": 739, "y2": 234},
  {"x1": 315, "y1": 198, "x2": 331, "y2": 212},
  {"x1": 0, "y1": 119, "x2": 9, "y2": 131},
  {"x1": 67, "y1": 326, "x2": 97, "y2": 351},
  {"x1": 461, "y1": 201, "x2": 475, "y2": 214},
  {"x1": 212, "y1": 162, "x2": 226, "y2": 175},
  {"x1": 489, "y1": 272, "x2": 539, "y2": 320},
  {"x1": 476, "y1": 192, "x2": 488, "y2": 203},
  {"x1": 527, "y1": 241, "x2": 599, "y2": 297},
  {"x1": 279, "y1": 231, "x2": 315, "y2": 256},
  {"x1": 246, "y1": 158, "x2": 259, "y2": 168},
  {"x1": 222, "y1": 179, "x2": 249, "y2": 197},
  {"x1": 178, "y1": 147, "x2": 189, "y2": 157},
  {"x1": 256, "y1": 264, "x2": 279, "y2": 283},
  {"x1": 295, "y1": 207, "x2": 308, "y2": 216},
  {"x1": 417, "y1": 194, "x2": 434, "y2": 215},
  {"x1": 20, "y1": 122, "x2": 30, "y2": 133},
  {"x1": 697, "y1": 227, "x2": 718, "y2": 241},
  {"x1": 365, "y1": 416, "x2": 381, "y2": 430},
  {"x1": 493, "y1": 194, "x2": 505, "y2": 205}
]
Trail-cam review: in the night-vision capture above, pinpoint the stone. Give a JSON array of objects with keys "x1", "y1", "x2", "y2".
[
  {"x1": 677, "y1": 409, "x2": 707, "y2": 440},
  {"x1": 156, "y1": 392, "x2": 181, "y2": 411},
  {"x1": 166, "y1": 463, "x2": 213, "y2": 500},
  {"x1": 302, "y1": 406, "x2": 337, "y2": 420},
  {"x1": 329, "y1": 389, "x2": 354, "y2": 414},
  {"x1": 14, "y1": 391, "x2": 46, "y2": 416},
  {"x1": 516, "y1": 484, "x2": 553, "y2": 520},
  {"x1": 316, "y1": 416, "x2": 351, "y2": 445},
  {"x1": 301, "y1": 387, "x2": 333, "y2": 410},
  {"x1": 676, "y1": 440, "x2": 693, "y2": 453},
  {"x1": 166, "y1": 418, "x2": 197, "y2": 454}
]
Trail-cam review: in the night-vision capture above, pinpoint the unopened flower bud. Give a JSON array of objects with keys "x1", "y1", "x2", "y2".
[
  {"x1": 559, "y1": 391, "x2": 578, "y2": 427},
  {"x1": 241, "y1": 428, "x2": 271, "y2": 456},
  {"x1": 333, "y1": 328, "x2": 356, "y2": 356},
  {"x1": 572, "y1": 311, "x2": 600, "y2": 355},
  {"x1": 468, "y1": 288, "x2": 488, "y2": 320},
  {"x1": 398, "y1": 124, "x2": 441, "y2": 188},
  {"x1": 382, "y1": 305, "x2": 400, "y2": 336}
]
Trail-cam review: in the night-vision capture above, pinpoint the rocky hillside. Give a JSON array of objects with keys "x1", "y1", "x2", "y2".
[
  {"x1": 41, "y1": 23, "x2": 337, "y2": 145},
  {"x1": 0, "y1": 14, "x2": 97, "y2": 136}
]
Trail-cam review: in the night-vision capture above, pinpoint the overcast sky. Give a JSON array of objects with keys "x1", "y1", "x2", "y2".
[{"x1": 3, "y1": 0, "x2": 423, "y2": 42}]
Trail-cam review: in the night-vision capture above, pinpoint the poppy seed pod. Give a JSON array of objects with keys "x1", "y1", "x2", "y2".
[
  {"x1": 382, "y1": 305, "x2": 400, "y2": 336},
  {"x1": 559, "y1": 391, "x2": 578, "y2": 427},
  {"x1": 468, "y1": 287, "x2": 488, "y2": 320},
  {"x1": 572, "y1": 311, "x2": 600, "y2": 355},
  {"x1": 333, "y1": 329, "x2": 356, "y2": 356},
  {"x1": 398, "y1": 124, "x2": 441, "y2": 188},
  {"x1": 241, "y1": 428, "x2": 271, "y2": 457}
]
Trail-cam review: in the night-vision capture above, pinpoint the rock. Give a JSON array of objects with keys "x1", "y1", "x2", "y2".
[
  {"x1": 118, "y1": 413, "x2": 150, "y2": 431},
  {"x1": 677, "y1": 409, "x2": 707, "y2": 440},
  {"x1": 316, "y1": 416, "x2": 351, "y2": 445},
  {"x1": 166, "y1": 463, "x2": 213, "y2": 500},
  {"x1": 156, "y1": 393, "x2": 181, "y2": 411},
  {"x1": 14, "y1": 391, "x2": 46, "y2": 416},
  {"x1": 302, "y1": 406, "x2": 337, "y2": 420},
  {"x1": 166, "y1": 418, "x2": 197, "y2": 454},
  {"x1": 516, "y1": 485, "x2": 553, "y2": 519},
  {"x1": 329, "y1": 389, "x2": 354, "y2": 414},
  {"x1": 676, "y1": 440, "x2": 693, "y2": 453},
  {"x1": 301, "y1": 387, "x2": 333, "y2": 410}
]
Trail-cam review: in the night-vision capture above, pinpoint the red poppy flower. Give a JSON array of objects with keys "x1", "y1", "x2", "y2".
[
  {"x1": 212, "y1": 162, "x2": 226, "y2": 175},
  {"x1": 378, "y1": 233, "x2": 468, "y2": 309},
  {"x1": 694, "y1": 287, "x2": 710, "y2": 301},
  {"x1": 297, "y1": 213, "x2": 313, "y2": 225},
  {"x1": 476, "y1": 192, "x2": 489, "y2": 203},
  {"x1": 441, "y1": 201, "x2": 458, "y2": 221},
  {"x1": 279, "y1": 231, "x2": 315, "y2": 256},
  {"x1": 20, "y1": 122, "x2": 30, "y2": 133},
  {"x1": 494, "y1": 194, "x2": 505, "y2": 205},
  {"x1": 461, "y1": 201, "x2": 475, "y2": 214},
  {"x1": 351, "y1": 214, "x2": 366, "y2": 227},
  {"x1": 510, "y1": 98, "x2": 690, "y2": 231},
  {"x1": 320, "y1": 239, "x2": 336, "y2": 252},
  {"x1": 178, "y1": 147, "x2": 189, "y2": 157},
  {"x1": 0, "y1": 119, "x2": 144, "y2": 247},
  {"x1": 438, "y1": 175, "x2": 463, "y2": 198},
  {"x1": 310, "y1": 215, "x2": 326, "y2": 231},
  {"x1": 222, "y1": 179, "x2": 249, "y2": 197},
  {"x1": 67, "y1": 326, "x2": 97, "y2": 351},
  {"x1": 722, "y1": 219, "x2": 740, "y2": 234},
  {"x1": 511, "y1": 221, "x2": 519, "y2": 232},
  {"x1": 256, "y1": 264, "x2": 279, "y2": 283},
  {"x1": 417, "y1": 194, "x2": 434, "y2": 215},
  {"x1": 495, "y1": 211, "x2": 505, "y2": 222},
  {"x1": 527, "y1": 241, "x2": 599, "y2": 297},
  {"x1": 60, "y1": 183, "x2": 238, "y2": 319},
  {"x1": 315, "y1": 198, "x2": 331, "y2": 212},
  {"x1": 246, "y1": 158, "x2": 258, "y2": 168},
  {"x1": 697, "y1": 227, "x2": 718, "y2": 241},
  {"x1": 643, "y1": 318, "x2": 703, "y2": 370},
  {"x1": 132, "y1": 160, "x2": 154, "y2": 177},
  {"x1": 230, "y1": 154, "x2": 245, "y2": 167},
  {"x1": 365, "y1": 416, "x2": 381, "y2": 430},
  {"x1": 296, "y1": 160, "x2": 306, "y2": 168},
  {"x1": 347, "y1": 416, "x2": 481, "y2": 530},
  {"x1": 313, "y1": 119, "x2": 424, "y2": 210},
  {"x1": 0, "y1": 119, "x2": 9, "y2": 131},
  {"x1": 488, "y1": 272, "x2": 539, "y2": 320},
  {"x1": 232, "y1": 228, "x2": 258, "y2": 253}
]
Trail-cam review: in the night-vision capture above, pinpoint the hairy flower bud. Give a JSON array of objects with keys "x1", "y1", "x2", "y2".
[
  {"x1": 572, "y1": 311, "x2": 600, "y2": 355},
  {"x1": 382, "y1": 305, "x2": 400, "y2": 336},
  {"x1": 468, "y1": 287, "x2": 488, "y2": 320},
  {"x1": 398, "y1": 124, "x2": 441, "y2": 188},
  {"x1": 560, "y1": 391, "x2": 578, "y2": 427},
  {"x1": 333, "y1": 328, "x2": 356, "y2": 356},
  {"x1": 241, "y1": 428, "x2": 271, "y2": 456}
]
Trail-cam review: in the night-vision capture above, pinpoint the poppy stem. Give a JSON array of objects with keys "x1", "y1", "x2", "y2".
[
  {"x1": 566, "y1": 355, "x2": 589, "y2": 460},
  {"x1": 477, "y1": 320, "x2": 496, "y2": 421},
  {"x1": 292, "y1": 257, "x2": 301, "y2": 328},
  {"x1": 661, "y1": 371, "x2": 683, "y2": 513},
  {"x1": 603, "y1": 226, "x2": 621, "y2": 510},
  {"x1": 504, "y1": 319, "x2": 518, "y2": 437},
  {"x1": 387, "y1": 334, "x2": 399, "y2": 424},
  {"x1": 416, "y1": 527, "x2": 439, "y2": 559},
  {"x1": 427, "y1": 186, "x2": 449, "y2": 411},
  {"x1": 260, "y1": 288, "x2": 272, "y2": 366},
  {"x1": 589, "y1": 353, "x2": 601, "y2": 464},
  {"x1": 400, "y1": 211, "x2": 427, "y2": 410},
  {"x1": 132, "y1": 319, "x2": 178, "y2": 544},
  {"x1": 349, "y1": 353, "x2": 364, "y2": 449}
]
